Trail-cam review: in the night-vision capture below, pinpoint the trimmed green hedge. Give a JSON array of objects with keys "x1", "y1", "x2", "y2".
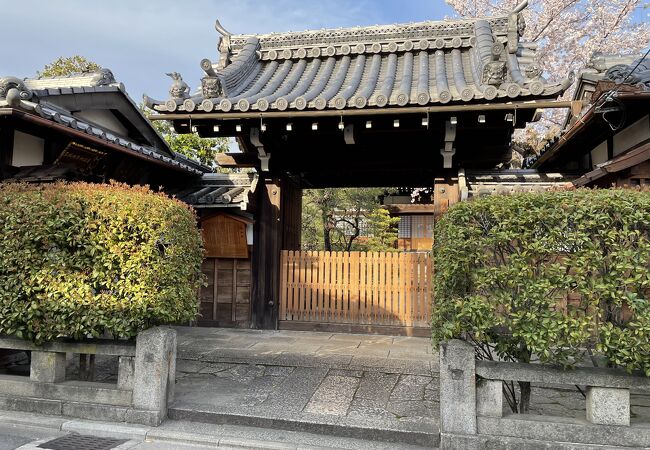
[
  {"x1": 0, "y1": 182, "x2": 204, "y2": 343},
  {"x1": 432, "y1": 189, "x2": 650, "y2": 375}
]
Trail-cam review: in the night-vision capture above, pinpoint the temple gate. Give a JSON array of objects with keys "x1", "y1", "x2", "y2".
[{"x1": 147, "y1": 0, "x2": 576, "y2": 333}]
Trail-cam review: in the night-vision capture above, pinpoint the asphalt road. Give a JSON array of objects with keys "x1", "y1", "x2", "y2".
[
  {"x1": 0, "y1": 426, "x2": 220, "y2": 450},
  {"x1": 0, "y1": 423, "x2": 64, "y2": 450}
]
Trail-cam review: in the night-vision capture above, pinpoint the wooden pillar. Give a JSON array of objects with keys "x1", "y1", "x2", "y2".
[
  {"x1": 282, "y1": 178, "x2": 302, "y2": 251},
  {"x1": 251, "y1": 177, "x2": 282, "y2": 329},
  {"x1": 433, "y1": 177, "x2": 460, "y2": 218},
  {"x1": 251, "y1": 176, "x2": 302, "y2": 329}
]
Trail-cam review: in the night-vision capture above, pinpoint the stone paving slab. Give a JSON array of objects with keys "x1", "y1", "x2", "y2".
[
  {"x1": 171, "y1": 327, "x2": 438, "y2": 446},
  {"x1": 304, "y1": 375, "x2": 359, "y2": 416},
  {"x1": 172, "y1": 326, "x2": 650, "y2": 438}
]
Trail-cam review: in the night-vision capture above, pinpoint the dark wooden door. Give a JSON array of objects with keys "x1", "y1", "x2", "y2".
[{"x1": 199, "y1": 257, "x2": 251, "y2": 327}]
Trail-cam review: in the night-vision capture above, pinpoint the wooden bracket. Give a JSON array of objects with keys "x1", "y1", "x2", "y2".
[
  {"x1": 441, "y1": 120, "x2": 457, "y2": 169},
  {"x1": 250, "y1": 127, "x2": 270, "y2": 171},
  {"x1": 344, "y1": 123, "x2": 355, "y2": 145}
]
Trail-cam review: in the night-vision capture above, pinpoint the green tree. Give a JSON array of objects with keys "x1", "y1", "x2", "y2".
[
  {"x1": 149, "y1": 118, "x2": 229, "y2": 169},
  {"x1": 38, "y1": 56, "x2": 101, "y2": 77},
  {"x1": 301, "y1": 188, "x2": 397, "y2": 252},
  {"x1": 364, "y1": 208, "x2": 399, "y2": 251},
  {"x1": 432, "y1": 189, "x2": 650, "y2": 413}
]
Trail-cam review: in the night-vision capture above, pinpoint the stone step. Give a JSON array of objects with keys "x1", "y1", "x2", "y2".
[{"x1": 168, "y1": 405, "x2": 440, "y2": 447}]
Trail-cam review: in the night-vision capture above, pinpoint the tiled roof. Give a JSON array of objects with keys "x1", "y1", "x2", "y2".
[
  {"x1": 22, "y1": 69, "x2": 118, "y2": 90},
  {"x1": 5, "y1": 165, "x2": 76, "y2": 182},
  {"x1": 0, "y1": 71, "x2": 209, "y2": 175},
  {"x1": 523, "y1": 53, "x2": 650, "y2": 169},
  {"x1": 146, "y1": 2, "x2": 571, "y2": 114},
  {"x1": 171, "y1": 173, "x2": 257, "y2": 209},
  {"x1": 592, "y1": 54, "x2": 650, "y2": 90},
  {"x1": 463, "y1": 170, "x2": 575, "y2": 198}
]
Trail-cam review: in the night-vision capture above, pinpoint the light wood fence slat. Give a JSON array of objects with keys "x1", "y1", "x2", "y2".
[
  {"x1": 295, "y1": 251, "x2": 302, "y2": 321},
  {"x1": 316, "y1": 251, "x2": 321, "y2": 321},
  {"x1": 350, "y1": 252, "x2": 359, "y2": 322},
  {"x1": 406, "y1": 253, "x2": 414, "y2": 327},
  {"x1": 280, "y1": 251, "x2": 432, "y2": 328},
  {"x1": 324, "y1": 251, "x2": 331, "y2": 322},
  {"x1": 306, "y1": 251, "x2": 312, "y2": 321},
  {"x1": 415, "y1": 253, "x2": 421, "y2": 325},
  {"x1": 400, "y1": 253, "x2": 408, "y2": 325},
  {"x1": 360, "y1": 252, "x2": 368, "y2": 322}
]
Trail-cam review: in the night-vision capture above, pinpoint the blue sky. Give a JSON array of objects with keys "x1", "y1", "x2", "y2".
[
  {"x1": 2, "y1": 1, "x2": 648, "y2": 104},
  {"x1": 1, "y1": 0, "x2": 455, "y2": 103}
]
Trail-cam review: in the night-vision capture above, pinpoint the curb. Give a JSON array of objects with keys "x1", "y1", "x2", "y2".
[
  {"x1": 147, "y1": 429, "x2": 319, "y2": 450},
  {"x1": 61, "y1": 420, "x2": 150, "y2": 440},
  {"x1": 168, "y1": 407, "x2": 438, "y2": 447},
  {"x1": 0, "y1": 409, "x2": 435, "y2": 449},
  {"x1": 0, "y1": 411, "x2": 368, "y2": 450}
]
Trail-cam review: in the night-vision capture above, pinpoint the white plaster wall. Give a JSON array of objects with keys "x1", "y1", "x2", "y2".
[
  {"x1": 590, "y1": 141, "x2": 608, "y2": 167},
  {"x1": 613, "y1": 115, "x2": 650, "y2": 156},
  {"x1": 75, "y1": 110, "x2": 129, "y2": 137},
  {"x1": 12, "y1": 131, "x2": 44, "y2": 166}
]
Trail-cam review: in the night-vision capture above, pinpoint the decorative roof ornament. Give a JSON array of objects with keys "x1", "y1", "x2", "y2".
[
  {"x1": 507, "y1": 0, "x2": 528, "y2": 53},
  {"x1": 201, "y1": 76, "x2": 224, "y2": 99},
  {"x1": 585, "y1": 53, "x2": 635, "y2": 73},
  {"x1": 0, "y1": 77, "x2": 33, "y2": 104},
  {"x1": 91, "y1": 68, "x2": 116, "y2": 86},
  {"x1": 166, "y1": 72, "x2": 190, "y2": 99},
  {"x1": 215, "y1": 19, "x2": 233, "y2": 69},
  {"x1": 604, "y1": 55, "x2": 650, "y2": 89}
]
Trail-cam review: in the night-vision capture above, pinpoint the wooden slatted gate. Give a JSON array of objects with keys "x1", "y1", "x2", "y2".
[{"x1": 279, "y1": 251, "x2": 432, "y2": 334}]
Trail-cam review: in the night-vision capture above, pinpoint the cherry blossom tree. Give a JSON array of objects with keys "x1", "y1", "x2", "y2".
[
  {"x1": 446, "y1": 0, "x2": 650, "y2": 165},
  {"x1": 447, "y1": 0, "x2": 649, "y2": 95}
]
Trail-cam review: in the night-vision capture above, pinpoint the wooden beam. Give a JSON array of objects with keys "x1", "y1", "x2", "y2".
[
  {"x1": 149, "y1": 100, "x2": 577, "y2": 122},
  {"x1": 433, "y1": 178, "x2": 460, "y2": 217},
  {"x1": 571, "y1": 100, "x2": 583, "y2": 118},
  {"x1": 215, "y1": 152, "x2": 258, "y2": 168},
  {"x1": 384, "y1": 204, "x2": 436, "y2": 214}
]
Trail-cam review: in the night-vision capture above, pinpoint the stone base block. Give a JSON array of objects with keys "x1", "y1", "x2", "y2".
[
  {"x1": 477, "y1": 379, "x2": 502, "y2": 418},
  {"x1": 30, "y1": 351, "x2": 65, "y2": 383},
  {"x1": 440, "y1": 340, "x2": 477, "y2": 435},
  {"x1": 478, "y1": 415, "x2": 650, "y2": 447},
  {"x1": 440, "y1": 433, "x2": 481, "y2": 450},
  {"x1": 124, "y1": 408, "x2": 164, "y2": 427},
  {"x1": 586, "y1": 386, "x2": 630, "y2": 426},
  {"x1": 0, "y1": 394, "x2": 62, "y2": 415},
  {"x1": 62, "y1": 401, "x2": 128, "y2": 422},
  {"x1": 118, "y1": 356, "x2": 135, "y2": 391},
  {"x1": 443, "y1": 431, "x2": 635, "y2": 450},
  {"x1": 132, "y1": 327, "x2": 176, "y2": 417}
]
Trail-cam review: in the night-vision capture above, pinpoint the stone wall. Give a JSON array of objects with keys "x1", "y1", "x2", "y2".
[
  {"x1": 439, "y1": 340, "x2": 650, "y2": 449},
  {"x1": 0, "y1": 326, "x2": 176, "y2": 426}
]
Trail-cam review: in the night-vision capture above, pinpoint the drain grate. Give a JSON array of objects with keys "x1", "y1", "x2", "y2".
[{"x1": 38, "y1": 434, "x2": 128, "y2": 450}]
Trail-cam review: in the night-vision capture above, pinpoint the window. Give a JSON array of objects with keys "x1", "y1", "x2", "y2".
[
  {"x1": 398, "y1": 216, "x2": 412, "y2": 238},
  {"x1": 412, "y1": 215, "x2": 434, "y2": 238},
  {"x1": 398, "y1": 215, "x2": 434, "y2": 239}
]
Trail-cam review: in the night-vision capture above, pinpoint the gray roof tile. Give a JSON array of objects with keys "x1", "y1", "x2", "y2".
[
  {"x1": 147, "y1": 4, "x2": 571, "y2": 114},
  {"x1": 172, "y1": 173, "x2": 257, "y2": 208}
]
